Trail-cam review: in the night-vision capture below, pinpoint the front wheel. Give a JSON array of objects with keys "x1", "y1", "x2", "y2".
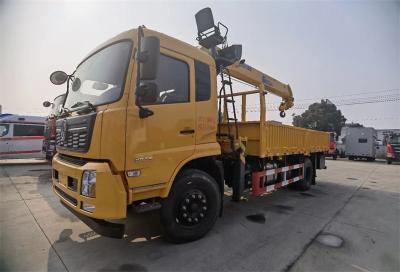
[{"x1": 161, "y1": 169, "x2": 221, "y2": 243}]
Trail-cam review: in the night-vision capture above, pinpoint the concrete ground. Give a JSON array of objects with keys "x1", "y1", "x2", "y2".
[{"x1": 0, "y1": 159, "x2": 399, "y2": 271}]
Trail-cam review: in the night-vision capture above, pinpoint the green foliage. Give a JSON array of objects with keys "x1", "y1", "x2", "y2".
[
  {"x1": 293, "y1": 100, "x2": 346, "y2": 136},
  {"x1": 345, "y1": 122, "x2": 364, "y2": 128}
]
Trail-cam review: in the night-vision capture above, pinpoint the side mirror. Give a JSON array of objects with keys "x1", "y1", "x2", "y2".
[
  {"x1": 139, "y1": 36, "x2": 160, "y2": 80},
  {"x1": 43, "y1": 101, "x2": 52, "y2": 107},
  {"x1": 50, "y1": 71, "x2": 68, "y2": 85},
  {"x1": 136, "y1": 82, "x2": 158, "y2": 104}
]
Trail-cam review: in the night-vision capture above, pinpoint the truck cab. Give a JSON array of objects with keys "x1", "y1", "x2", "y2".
[
  {"x1": 42, "y1": 94, "x2": 65, "y2": 160},
  {"x1": 386, "y1": 133, "x2": 400, "y2": 164},
  {"x1": 51, "y1": 28, "x2": 221, "y2": 238},
  {"x1": 327, "y1": 132, "x2": 337, "y2": 160}
]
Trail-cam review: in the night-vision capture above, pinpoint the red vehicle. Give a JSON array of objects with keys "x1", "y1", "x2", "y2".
[
  {"x1": 42, "y1": 94, "x2": 65, "y2": 160},
  {"x1": 386, "y1": 133, "x2": 400, "y2": 164},
  {"x1": 327, "y1": 132, "x2": 337, "y2": 160}
]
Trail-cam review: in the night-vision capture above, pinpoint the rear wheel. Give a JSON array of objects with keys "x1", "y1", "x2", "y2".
[
  {"x1": 161, "y1": 169, "x2": 220, "y2": 243},
  {"x1": 294, "y1": 158, "x2": 313, "y2": 191}
]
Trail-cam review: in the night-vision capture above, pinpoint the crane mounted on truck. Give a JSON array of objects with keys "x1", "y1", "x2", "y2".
[{"x1": 50, "y1": 8, "x2": 329, "y2": 242}]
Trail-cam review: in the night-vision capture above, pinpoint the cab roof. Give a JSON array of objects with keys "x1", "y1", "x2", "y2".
[{"x1": 83, "y1": 27, "x2": 215, "y2": 69}]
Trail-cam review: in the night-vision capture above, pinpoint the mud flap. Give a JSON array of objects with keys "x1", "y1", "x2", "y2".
[
  {"x1": 232, "y1": 153, "x2": 245, "y2": 202},
  {"x1": 61, "y1": 201, "x2": 125, "y2": 239},
  {"x1": 215, "y1": 160, "x2": 225, "y2": 217}
]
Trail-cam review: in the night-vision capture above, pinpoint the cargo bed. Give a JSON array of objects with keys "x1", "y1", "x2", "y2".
[{"x1": 220, "y1": 121, "x2": 330, "y2": 157}]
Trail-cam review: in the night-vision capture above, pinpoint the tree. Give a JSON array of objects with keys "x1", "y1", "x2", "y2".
[
  {"x1": 293, "y1": 100, "x2": 346, "y2": 136},
  {"x1": 345, "y1": 122, "x2": 364, "y2": 128}
]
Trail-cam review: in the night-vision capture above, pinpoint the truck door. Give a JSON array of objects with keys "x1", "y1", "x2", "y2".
[
  {"x1": 0, "y1": 123, "x2": 11, "y2": 157},
  {"x1": 126, "y1": 51, "x2": 195, "y2": 191}
]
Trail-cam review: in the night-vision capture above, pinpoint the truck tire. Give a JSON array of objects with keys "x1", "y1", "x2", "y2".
[
  {"x1": 294, "y1": 158, "x2": 313, "y2": 191},
  {"x1": 387, "y1": 159, "x2": 392, "y2": 165},
  {"x1": 161, "y1": 169, "x2": 221, "y2": 243}
]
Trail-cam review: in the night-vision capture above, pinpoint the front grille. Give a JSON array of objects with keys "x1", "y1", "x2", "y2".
[
  {"x1": 55, "y1": 186, "x2": 77, "y2": 206},
  {"x1": 56, "y1": 113, "x2": 96, "y2": 152},
  {"x1": 58, "y1": 154, "x2": 88, "y2": 166},
  {"x1": 391, "y1": 144, "x2": 400, "y2": 158},
  {"x1": 56, "y1": 127, "x2": 88, "y2": 149}
]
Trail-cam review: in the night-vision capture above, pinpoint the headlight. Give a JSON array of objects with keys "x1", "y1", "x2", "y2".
[{"x1": 81, "y1": 170, "x2": 96, "y2": 197}]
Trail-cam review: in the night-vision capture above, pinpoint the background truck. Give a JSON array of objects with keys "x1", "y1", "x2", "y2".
[
  {"x1": 326, "y1": 132, "x2": 337, "y2": 160},
  {"x1": 386, "y1": 133, "x2": 400, "y2": 164},
  {"x1": 344, "y1": 127, "x2": 377, "y2": 161},
  {"x1": 42, "y1": 94, "x2": 65, "y2": 160},
  {"x1": 49, "y1": 8, "x2": 329, "y2": 242}
]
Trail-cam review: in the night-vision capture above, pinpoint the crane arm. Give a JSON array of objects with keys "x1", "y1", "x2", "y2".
[{"x1": 226, "y1": 62, "x2": 294, "y2": 111}]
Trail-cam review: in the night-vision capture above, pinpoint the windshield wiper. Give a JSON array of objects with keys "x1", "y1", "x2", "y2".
[
  {"x1": 70, "y1": 101, "x2": 95, "y2": 109},
  {"x1": 59, "y1": 107, "x2": 71, "y2": 117},
  {"x1": 70, "y1": 101, "x2": 96, "y2": 114}
]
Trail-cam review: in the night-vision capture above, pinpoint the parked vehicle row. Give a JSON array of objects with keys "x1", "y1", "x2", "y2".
[{"x1": 332, "y1": 126, "x2": 398, "y2": 163}]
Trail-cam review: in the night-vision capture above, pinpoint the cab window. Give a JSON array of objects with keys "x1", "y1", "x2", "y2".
[
  {"x1": 0, "y1": 124, "x2": 9, "y2": 137},
  {"x1": 13, "y1": 124, "x2": 44, "y2": 136},
  {"x1": 195, "y1": 60, "x2": 211, "y2": 101},
  {"x1": 143, "y1": 54, "x2": 189, "y2": 105}
]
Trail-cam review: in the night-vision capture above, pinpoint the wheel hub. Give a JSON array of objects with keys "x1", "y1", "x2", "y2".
[{"x1": 177, "y1": 190, "x2": 208, "y2": 226}]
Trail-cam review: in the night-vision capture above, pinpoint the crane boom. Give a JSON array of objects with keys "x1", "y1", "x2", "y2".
[{"x1": 226, "y1": 61, "x2": 294, "y2": 112}]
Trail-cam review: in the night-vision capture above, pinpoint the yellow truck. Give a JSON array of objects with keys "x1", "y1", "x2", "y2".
[{"x1": 50, "y1": 8, "x2": 329, "y2": 242}]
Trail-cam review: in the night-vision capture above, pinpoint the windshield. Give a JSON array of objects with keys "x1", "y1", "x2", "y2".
[
  {"x1": 64, "y1": 41, "x2": 132, "y2": 110},
  {"x1": 49, "y1": 95, "x2": 65, "y2": 116},
  {"x1": 0, "y1": 124, "x2": 9, "y2": 137}
]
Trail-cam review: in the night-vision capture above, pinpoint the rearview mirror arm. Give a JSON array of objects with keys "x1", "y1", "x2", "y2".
[{"x1": 136, "y1": 25, "x2": 154, "y2": 119}]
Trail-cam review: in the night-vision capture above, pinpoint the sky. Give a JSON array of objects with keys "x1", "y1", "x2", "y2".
[{"x1": 0, "y1": 0, "x2": 399, "y2": 129}]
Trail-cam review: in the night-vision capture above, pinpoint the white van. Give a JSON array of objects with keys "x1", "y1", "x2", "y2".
[
  {"x1": 344, "y1": 127, "x2": 378, "y2": 161},
  {"x1": 0, "y1": 114, "x2": 46, "y2": 159}
]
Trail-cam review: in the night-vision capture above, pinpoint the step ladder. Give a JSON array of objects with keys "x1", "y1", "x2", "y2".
[{"x1": 218, "y1": 67, "x2": 239, "y2": 151}]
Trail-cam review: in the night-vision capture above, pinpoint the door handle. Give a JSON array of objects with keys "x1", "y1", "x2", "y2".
[{"x1": 180, "y1": 128, "x2": 195, "y2": 135}]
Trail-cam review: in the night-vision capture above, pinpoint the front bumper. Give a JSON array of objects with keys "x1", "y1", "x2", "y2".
[
  {"x1": 52, "y1": 154, "x2": 127, "y2": 220},
  {"x1": 328, "y1": 149, "x2": 336, "y2": 155},
  {"x1": 60, "y1": 201, "x2": 124, "y2": 238},
  {"x1": 387, "y1": 155, "x2": 400, "y2": 161}
]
